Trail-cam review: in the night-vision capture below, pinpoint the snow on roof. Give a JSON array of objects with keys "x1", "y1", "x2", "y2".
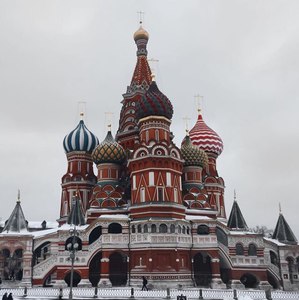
[
  {"x1": 185, "y1": 215, "x2": 213, "y2": 221},
  {"x1": 264, "y1": 237, "x2": 292, "y2": 246},
  {"x1": 98, "y1": 214, "x2": 129, "y2": 220},
  {"x1": 0, "y1": 229, "x2": 33, "y2": 236},
  {"x1": 28, "y1": 221, "x2": 58, "y2": 228},
  {"x1": 229, "y1": 230, "x2": 260, "y2": 236},
  {"x1": 33, "y1": 227, "x2": 59, "y2": 238}
]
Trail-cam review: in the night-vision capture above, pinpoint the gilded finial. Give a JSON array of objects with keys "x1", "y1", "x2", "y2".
[
  {"x1": 80, "y1": 112, "x2": 84, "y2": 120},
  {"x1": 279, "y1": 202, "x2": 282, "y2": 214},
  {"x1": 234, "y1": 189, "x2": 237, "y2": 202},
  {"x1": 108, "y1": 124, "x2": 112, "y2": 131},
  {"x1": 151, "y1": 73, "x2": 156, "y2": 81}
]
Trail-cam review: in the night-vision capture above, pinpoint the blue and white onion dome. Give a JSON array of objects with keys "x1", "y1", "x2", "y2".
[{"x1": 63, "y1": 117, "x2": 99, "y2": 154}]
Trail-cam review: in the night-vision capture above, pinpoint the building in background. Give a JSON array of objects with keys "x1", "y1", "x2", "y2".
[{"x1": 0, "y1": 24, "x2": 298, "y2": 291}]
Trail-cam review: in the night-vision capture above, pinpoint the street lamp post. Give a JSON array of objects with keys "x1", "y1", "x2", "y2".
[{"x1": 67, "y1": 227, "x2": 79, "y2": 300}]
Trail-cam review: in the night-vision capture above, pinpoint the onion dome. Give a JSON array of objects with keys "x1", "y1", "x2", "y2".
[
  {"x1": 189, "y1": 113, "x2": 223, "y2": 157},
  {"x1": 133, "y1": 23, "x2": 149, "y2": 57},
  {"x1": 134, "y1": 25, "x2": 149, "y2": 41},
  {"x1": 136, "y1": 79, "x2": 173, "y2": 120},
  {"x1": 181, "y1": 133, "x2": 209, "y2": 167},
  {"x1": 63, "y1": 119, "x2": 99, "y2": 154},
  {"x1": 92, "y1": 130, "x2": 126, "y2": 165}
]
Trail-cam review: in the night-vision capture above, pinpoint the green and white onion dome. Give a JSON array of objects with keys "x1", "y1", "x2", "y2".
[{"x1": 63, "y1": 120, "x2": 99, "y2": 154}]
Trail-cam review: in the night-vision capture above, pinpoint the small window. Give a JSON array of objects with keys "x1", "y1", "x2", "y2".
[
  {"x1": 144, "y1": 224, "x2": 148, "y2": 233},
  {"x1": 248, "y1": 244, "x2": 257, "y2": 256},
  {"x1": 137, "y1": 224, "x2": 142, "y2": 233},
  {"x1": 159, "y1": 224, "x2": 167, "y2": 233},
  {"x1": 132, "y1": 225, "x2": 136, "y2": 233},
  {"x1": 108, "y1": 223, "x2": 122, "y2": 234},
  {"x1": 157, "y1": 187, "x2": 164, "y2": 201},
  {"x1": 197, "y1": 225, "x2": 209, "y2": 235},
  {"x1": 236, "y1": 243, "x2": 244, "y2": 256},
  {"x1": 170, "y1": 224, "x2": 175, "y2": 233},
  {"x1": 151, "y1": 224, "x2": 157, "y2": 233}
]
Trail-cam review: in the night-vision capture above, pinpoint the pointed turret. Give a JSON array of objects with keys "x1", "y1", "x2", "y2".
[
  {"x1": 67, "y1": 193, "x2": 85, "y2": 226},
  {"x1": 227, "y1": 200, "x2": 248, "y2": 230},
  {"x1": 272, "y1": 213, "x2": 297, "y2": 245},
  {"x1": 3, "y1": 191, "x2": 28, "y2": 233},
  {"x1": 116, "y1": 22, "x2": 152, "y2": 150}
]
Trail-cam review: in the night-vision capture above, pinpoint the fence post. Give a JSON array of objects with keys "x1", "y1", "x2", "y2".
[
  {"x1": 130, "y1": 287, "x2": 134, "y2": 298},
  {"x1": 166, "y1": 287, "x2": 171, "y2": 299},
  {"x1": 198, "y1": 289, "x2": 203, "y2": 300},
  {"x1": 233, "y1": 289, "x2": 238, "y2": 300},
  {"x1": 265, "y1": 289, "x2": 272, "y2": 300},
  {"x1": 23, "y1": 286, "x2": 27, "y2": 297},
  {"x1": 93, "y1": 287, "x2": 98, "y2": 298},
  {"x1": 58, "y1": 287, "x2": 63, "y2": 300}
]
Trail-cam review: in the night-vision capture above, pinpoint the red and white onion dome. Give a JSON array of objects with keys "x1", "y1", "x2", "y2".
[{"x1": 189, "y1": 112, "x2": 223, "y2": 157}]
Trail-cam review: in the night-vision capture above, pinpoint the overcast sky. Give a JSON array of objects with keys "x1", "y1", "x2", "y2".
[{"x1": 0, "y1": 0, "x2": 298, "y2": 237}]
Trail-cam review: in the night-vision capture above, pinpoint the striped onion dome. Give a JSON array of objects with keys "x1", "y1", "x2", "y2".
[
  {"x1": 181, "y1": 134, "x2": 209, "y2": 167},
  {"x1": 92, "y1": 130, "x2": 126, "y2": 165},
  {"x1": 189, "y1": 113, "x2": 223, "y2": 157},
  {"x1": 63, "y1": 120, "x2": 99, "y2": 154},
  {"x1": 136, "y1": 80, "x2": 173, "y2": 120}
]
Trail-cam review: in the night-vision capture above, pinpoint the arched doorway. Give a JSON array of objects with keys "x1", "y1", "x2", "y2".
[
  {"x1": 64, "y1": 271, "x2": 81, "y2": 287},
  {"x1": 240, "y1": 273, "x2": 259, "y2": 288},
  {"x1": 193, "y1": 252, "x2": 212, "y2": 287},
  {"x1": 89, "y1": 252, "x2": 102, "y2": 287},
  {"x1": 109, "y1": 252, "x2": 127, "y2": 286}
]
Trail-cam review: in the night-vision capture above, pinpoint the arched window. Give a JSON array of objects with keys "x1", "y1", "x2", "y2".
[
  {"x1": 108, "y1": 223, "x2": 122, "y2": 234},
  {"x1": 236, "y1": 243, "x2": 244, "y2": 256},
  {"x1": 197, "y1": 225, "x2": 209, "y2": 235},
  {"x1": 131, "y1": 225, "x2": 136, "y2": 233},
  {"x1": 89, "y1": 226, "x2": 102, "y2": 245},
  {"x1": 178, "y1": 225, "x2": 182, "y2": 234},
  {"x1": 144, "y1": 224, "x2": 148, "y2": 233},
  {"x1": 187, "y1": 227, "x2": 190, "y2": 234},
  {"x1": 248, "y1": 244, "x2": 257, "y2": 256},
  {"x1": 270, "y1": 251, "x2": 278, "y2": 266},
  {"x1": 151, "y1": 224, "x2": 157, "y2": 233},
  {"x1": 182, "y1": 226, "x2": 186, "y2": 234},
  {"x1": 137, "y1": 224, "x2": 142, "y2": 233},
  {"x1": 170, "y1": 224, "x2": 175, "y2": 233},
  {"x1": 159, "y1": 224, "x2": 167, "y2": 233}
]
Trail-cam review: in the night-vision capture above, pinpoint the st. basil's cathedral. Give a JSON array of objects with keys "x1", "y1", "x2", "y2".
[{"x1": 0, "y1": 24, "x2": 299, "y2": 291}]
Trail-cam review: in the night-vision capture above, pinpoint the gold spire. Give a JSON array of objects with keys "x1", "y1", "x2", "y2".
[
  {"x1": 234, "y1": 189, "x2": 237, "y2": 202},
  {"x1": 279, "y1": 202, "x2": 282, "y2": 214},
  {"x1": 80, "y1": 112, "x2": 84, "y2": 120}
]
